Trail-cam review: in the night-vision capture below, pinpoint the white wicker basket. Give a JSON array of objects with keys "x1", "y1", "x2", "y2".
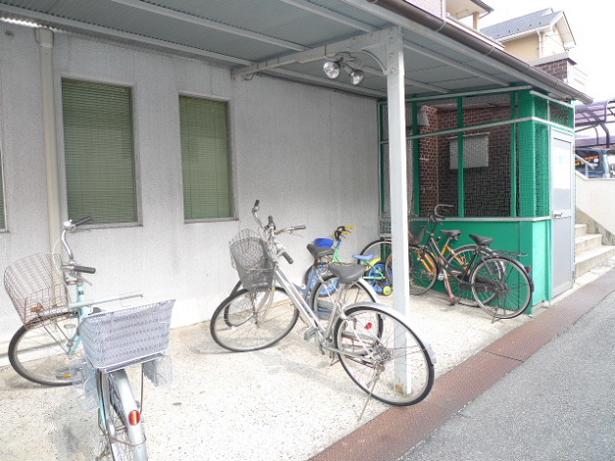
[{"x1": 79, "y1": 300, "x2": 175, "y2": 371}]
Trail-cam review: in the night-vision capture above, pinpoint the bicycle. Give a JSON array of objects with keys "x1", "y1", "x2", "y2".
[
  {"x1": 210, "y1": 200, "x2": 434, "y2": 410},
  {"x1": 389, "y1": 225, "x2": 534, "y2": 319},
  {"x1": 306, "y1": 225, "x2": 392, "y2": 296},
  {"x1": 361, "y1": 204, "x2": 495, "y2": 300},
  {"x1": 5, "y1": 217, "x2": 175, "y2": 461}
]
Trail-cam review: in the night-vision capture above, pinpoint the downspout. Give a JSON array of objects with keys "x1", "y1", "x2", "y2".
[
  {"x1": 35, "y1": 28, "x2": 62, "y2": 250},
  {"x1": 537, "y1": 30, "x2": 543, "y2": 58}
]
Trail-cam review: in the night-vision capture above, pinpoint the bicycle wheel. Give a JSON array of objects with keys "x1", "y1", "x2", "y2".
[
  {"x1": 311, "y1": 275, "x2": 376, "y2": 318},
  {"x1": 335, "y1": 305, "x2": 434, "y2": 406},
  {"x1": 405, "y1": 246, "x2": 438, "y2": 295},
  {"x1": 210, "y1": 286, "x2": 299, "y2": 352},
  {"x1": 471, "y1": 256, "x2": 532, "y2": 319},
  {"x1": 360, "y1": 238, "x2": 391, "y2": 260},
  {"x1": 8, "y1": 312, "x2": 82, "y2": 386},
  {"x1": 98, "y1": 369, "x2": 147, "y2": 461}
]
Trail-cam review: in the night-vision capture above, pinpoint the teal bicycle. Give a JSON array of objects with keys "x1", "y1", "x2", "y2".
[{"x1": 5, "y1": 217, "x2": 174, "y2": 460}]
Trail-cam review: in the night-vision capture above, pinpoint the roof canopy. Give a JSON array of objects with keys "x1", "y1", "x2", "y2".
[
  {"x1": 575, "y1": 99, "x2": 615, "y2": 148},
  {"x1": 0, "y1": 0, "x2": 590, "y2": 102}
]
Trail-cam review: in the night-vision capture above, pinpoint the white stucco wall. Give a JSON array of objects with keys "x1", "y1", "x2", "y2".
[{"x1": 0, "y1": 25, "x2": 379, "y2": 351}]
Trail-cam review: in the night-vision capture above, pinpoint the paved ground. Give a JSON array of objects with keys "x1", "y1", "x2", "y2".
[
  {"x1": 400, "y1": 289, "x2": 615, "y2": 461},
  {"x1": 0, "y1": 291, "x2": 528, "y2": 461}
]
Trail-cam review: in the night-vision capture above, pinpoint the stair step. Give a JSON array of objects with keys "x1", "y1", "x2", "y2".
[
  {"x1": 575, "y1": 223, "x2": 587, "y2": 238},
  {"x1": 575, "y1": 234, "x2": 603, "y2": 253},
  {"x1": 575, "y1": 245, "x2": 615, "y2": 277}
]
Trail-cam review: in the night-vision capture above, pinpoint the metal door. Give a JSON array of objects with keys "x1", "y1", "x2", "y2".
[{"x1": 551, "y1": 131, "x2": 575, "y2": 296}]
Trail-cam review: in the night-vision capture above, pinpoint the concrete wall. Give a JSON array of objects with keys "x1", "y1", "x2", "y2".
[
  {"x1": 576, "y1": 173, "x2": 615, "y2": 242},
  {"x1": 0, "y1": 24, "x2": 380, "y2": 350}
]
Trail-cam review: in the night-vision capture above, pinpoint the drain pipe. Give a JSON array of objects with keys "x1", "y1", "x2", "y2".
[{"x1": 35, "y1": 28, "x2": 62, "y2": 251}]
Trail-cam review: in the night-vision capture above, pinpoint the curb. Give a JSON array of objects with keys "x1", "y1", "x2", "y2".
[{"x1": 310, "y1": 268, "x2": 615, "y2": 461}]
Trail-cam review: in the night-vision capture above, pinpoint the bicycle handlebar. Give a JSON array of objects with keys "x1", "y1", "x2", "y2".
[
  {"x1": 250, "y1": 199, "x2": 304, "y2": 264},
  {"x1": 63, "y1": 264, "x2": 97, "y2": 274}
]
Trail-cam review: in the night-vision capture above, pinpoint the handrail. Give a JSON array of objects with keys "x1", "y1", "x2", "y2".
[{"x1": 575, "y1": 153, "x2": 597, "y2": 170}]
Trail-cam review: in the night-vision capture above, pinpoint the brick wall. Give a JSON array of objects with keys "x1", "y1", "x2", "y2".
[
  {"x1": 415, "y1": 104, "x2": 512, "y2": 217},
  {"x1": 535, "y1": 58, "x2": 570, "y2": 81}
]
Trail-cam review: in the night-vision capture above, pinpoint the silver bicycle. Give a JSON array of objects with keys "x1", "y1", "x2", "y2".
[
  {"x1": 5, "y1": 217, "x2": 175, "y2": 461},
  {"x1": 210, "y1": 200, "x2": 435, "y2": 408}
]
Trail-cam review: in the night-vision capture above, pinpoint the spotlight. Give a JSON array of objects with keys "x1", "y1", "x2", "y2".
[
  {"x1": 323, "y1": 60, "x2": 341, "y2": 80},
  {"x1": 349, "y1": 69, "x2": 364, "y2": 86}
]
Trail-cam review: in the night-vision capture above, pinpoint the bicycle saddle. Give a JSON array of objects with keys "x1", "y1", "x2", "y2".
[
  {"x1": 469, "y1": 233, "x2": 493, "y2": 247},
  {"x1": 328, "y1": 263, "x2": 364, "y2": 285},
  {"x1": 307, "y1": 243, "x2": 334, "y2": 259},
  {"x1": 441, "y1": 229, "x2": 461, "y2": 240},
  {"x1": 353, "y1": 254, "x2": 373, "y2": 262}
]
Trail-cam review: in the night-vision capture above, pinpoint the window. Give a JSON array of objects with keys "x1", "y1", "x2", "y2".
[
  {"x1": 179, "y1": 96, "x2": 232, "y2": 220},
  {"x1": 449, "y1": 133, "x2": 489, "y2": 169},
  {"x1": 62, "y1": 79, "x2": 138, "y2": 225}
]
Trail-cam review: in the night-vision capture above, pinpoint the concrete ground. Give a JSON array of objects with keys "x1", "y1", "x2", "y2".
[
  {"x1": 400, "y1": 288, "x2": 615, "y2": 461},
  {"x1": 0, "y1": 290, "x2": 529, "y2": 461}
]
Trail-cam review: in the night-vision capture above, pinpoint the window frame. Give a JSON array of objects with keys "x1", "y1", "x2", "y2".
[
  {"x1": 178, "y1": 91, "x2": 236, "y2": 224},
  {"x1": 57, "y1": 75, "x2": 142, "y2": 229}
]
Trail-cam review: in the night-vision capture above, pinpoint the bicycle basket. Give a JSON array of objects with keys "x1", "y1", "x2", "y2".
[
  {"x1": 229, "y1": 229, "x2": 274, "y2": 291},
  {"x1": 4, "y1": 253, "x2": 70, "y2": 327},
  {"x1": 79, "y1": 299, "x2": 175, "y2": 371}
]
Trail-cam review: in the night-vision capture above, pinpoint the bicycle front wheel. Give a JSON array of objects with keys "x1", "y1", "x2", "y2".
[
  {"x1": 407, "y1": 246, "x2": 438, "y2": 295},
  {"x1": 210, "y1": 286, "x2": 299, "y2": 352},
  {"x1": 8, "y1": 312, "x2": 82, "y2": 386},
  {"x1": 334, "y1": 305, "x2": 434, "y2": 406},
  {"x1": 471, "y1": 257, "x2": 532, "y2": 319},
  {"x1": 98, "y1": 369, "x2": 147, "y2": 461}
]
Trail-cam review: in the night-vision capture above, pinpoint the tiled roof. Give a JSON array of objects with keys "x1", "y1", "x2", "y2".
[{"x1": 482, "y1": 8, "x2": 562, "y2": 40}]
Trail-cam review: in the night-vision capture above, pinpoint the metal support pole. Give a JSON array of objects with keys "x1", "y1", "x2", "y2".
[
  {"x1": 456, "y1": 97, "x2": 465, "y2": 216},
  {"x1": 384, "y1": 28, "x2": 412, "y2": 393},
  {"x1": 35, "y1": 28, "x2": 62, "y2": 251}
]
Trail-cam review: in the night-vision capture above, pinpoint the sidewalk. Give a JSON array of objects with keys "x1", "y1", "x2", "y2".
[
  {"x1": 399, "y1": 286, "x2": 615, "y2": 461},
  {"x1": 0, "y1": 291, "x2": 529, "y2": 461},
  {"x1": 311, "y1": 267, "x2": 615, "y2": 461}
]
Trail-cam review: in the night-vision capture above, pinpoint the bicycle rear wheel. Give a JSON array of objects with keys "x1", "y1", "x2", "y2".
[
  {"x1": 471, "y1": 257, "x2": 532, "y2": 319},
  {"x1": 311, "y1": 276, "x2": 376, "y2": 319},
  {"x1": 334, "y1": 305, "x2": 434, "y2": 406},
  {"x1": 210, "y1": 286, "x2": 299, "y2": 352},
  {"x1": 8, "y1": 312, "x2": 82, "y2": 386},
  {"x1": 98, "y1": 369, "x2": 147, "y2": 461},
  {"x1": 360, "y1": 239, "x2": 393, "y2": 293}
]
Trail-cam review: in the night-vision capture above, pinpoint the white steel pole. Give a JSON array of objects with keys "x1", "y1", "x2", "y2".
[{"x1": 385, "y1": 27, "x2": 412, "y2": 393}]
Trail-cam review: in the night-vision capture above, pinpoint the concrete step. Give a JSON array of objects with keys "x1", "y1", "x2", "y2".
[
  {"x1": 576, "y1": 245, "x2": 615, "y2": 277},
  {"x1": 575, "y1": 233, "x2": 603, "y2": 254},
  {"x1": 575, "y1": 223, "x2": 587, "y2": 238}
]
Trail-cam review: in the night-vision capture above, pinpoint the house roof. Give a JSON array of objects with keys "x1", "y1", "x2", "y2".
[
  {"x1": 447, "y1": 0, "x2": 493, "y2": 20},
  {"x1": 482, "y1": 8, "x2": 563, "y2": 40}
]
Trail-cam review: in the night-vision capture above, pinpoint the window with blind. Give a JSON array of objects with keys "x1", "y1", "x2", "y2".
[
  {"x1": 62, "y1": 79, "x2": 138, "y2": 225},
  {"x1": 179, "y1": 95, "x2": 233, "y2": 220}
]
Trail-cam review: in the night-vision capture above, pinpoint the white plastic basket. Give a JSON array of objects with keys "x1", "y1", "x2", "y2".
[{"x1": 79, "y1": 300, "x2": 175, "y2": 371}]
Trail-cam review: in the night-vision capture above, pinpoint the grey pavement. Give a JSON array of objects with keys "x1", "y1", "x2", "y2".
[{"x1": 400, "y1": 290, "x2": 615, "y2": 461}]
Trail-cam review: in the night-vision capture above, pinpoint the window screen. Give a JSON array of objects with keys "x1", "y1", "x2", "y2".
[
  {"x1": 62, "y1": 79, "x2": 138, "y2": 224},
  {"x1": 179, "y1": 96, "x2": 232, "y2": 220}
]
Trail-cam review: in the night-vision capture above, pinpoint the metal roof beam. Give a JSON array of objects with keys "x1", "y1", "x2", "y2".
[
  {"x1": 278, "y1": 0, "x2": 375, "y2": 32},
  {"x1": 110, "y1": 0, "x2": 307, "y2": 51},
  {"x1": 231, "y1": 27, "x2": 397, "y2": 79},
  {"x1": 402, "y1": 41, "x2": 508, "y2": 86}
]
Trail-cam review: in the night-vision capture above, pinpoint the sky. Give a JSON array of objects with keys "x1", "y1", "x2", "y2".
[{"x1": 479, "y1": 0, "x2": 612, "y2": 101}]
